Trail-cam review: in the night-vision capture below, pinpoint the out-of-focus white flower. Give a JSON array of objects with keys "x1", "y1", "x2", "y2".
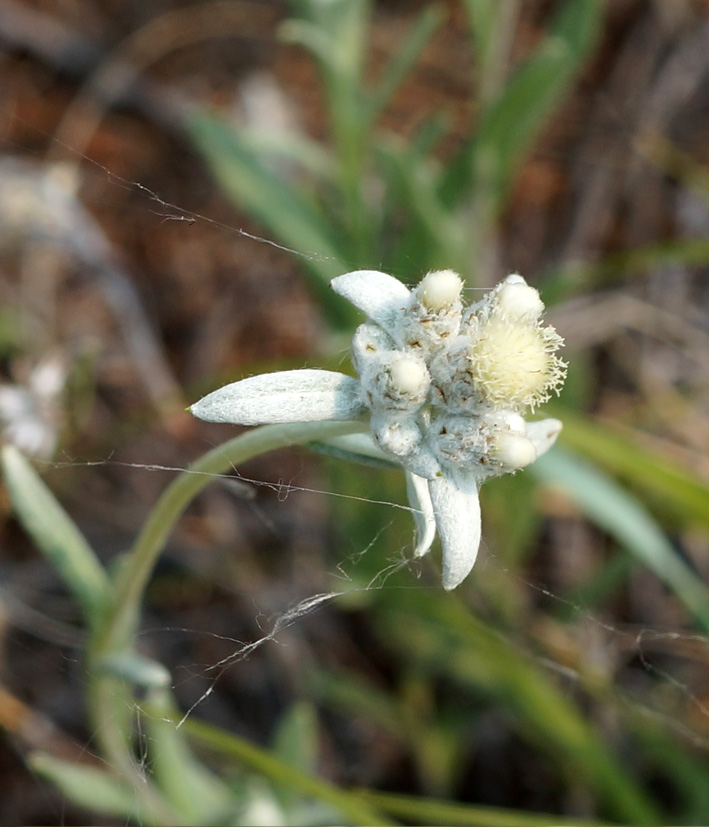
[
  {"x1": 190, "y1": 270, "x2": 566, "y2": 589},
  {"x1": 0, "y1": 354, "x2": 67, "y2": 459}
]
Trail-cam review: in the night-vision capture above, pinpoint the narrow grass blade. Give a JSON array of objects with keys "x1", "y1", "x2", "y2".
[
  {"x1": 366, "y1": 4, "x2": 444, "y2": 125},
  {"x1": 443, "y1": 0, "x2": 602, "y2": 209},
  {"x1": 358, "y1": 788, "x2": 613, "y2": 827},
  {"x1": 176, "y1": 714, "x2": 395, "y2": 826},
  {"x1": 558, "y1": 410, "x2": 709, "y2": 532}
]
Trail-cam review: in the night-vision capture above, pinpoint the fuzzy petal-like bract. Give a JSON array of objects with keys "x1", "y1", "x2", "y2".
[
  {"x1": 526, "y1": 418, "x2": 562, "y2": 458},
  {"x1": 406, "y1": 472, "x2": 437, "y2": 559},
  {"x1": 428, "y1": 471, "x2": 481, "y2": 590},
  {"x1": 331, "y1": 270, "x2": 410, "y2": 329}
]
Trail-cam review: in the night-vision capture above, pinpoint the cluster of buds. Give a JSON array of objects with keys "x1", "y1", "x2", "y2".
[{"x1": 339, "y1": 269, "x2": 566, "y2": 485}]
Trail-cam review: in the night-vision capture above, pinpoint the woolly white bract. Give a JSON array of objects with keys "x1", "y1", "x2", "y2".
[{"x1": 190, "y1": 270, "x2": 566, "y2": 589}]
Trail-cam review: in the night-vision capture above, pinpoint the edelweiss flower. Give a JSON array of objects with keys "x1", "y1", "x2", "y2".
[{"x1": 190, "y1": 270, "x2": 566, "y2": 589}]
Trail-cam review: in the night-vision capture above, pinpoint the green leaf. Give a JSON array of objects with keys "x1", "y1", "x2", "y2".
[
  {"x1": 272, "y1": 702, "x2": 319, "y2": 773},
  {"x1": 144, "y1": 689, "x2": 239, "y2": 825},
  {"x1": 96, "y1": 653, "x2": 171, "y2": 689},
  {"x1": 532, "y1": 447, "x2": 709, "y2": 632},
  {"x1": 29, "y1": 753, "x2": 140, "y2": 821},
  {"x1": 1, "y1": 444, "x2": 111, "y2": 624},
  {"x1": 359, "y1": 788, "x2": 613, "y2": 827},
  {"x1": 557, "y1": 410, "x2": 709, "y2": 532},
  {"x1": 477, "y1": 0, "x2": 601, "y2": 191},
  {"x1": 377, "y1": 137, "x2": 467, "y2": 273}
]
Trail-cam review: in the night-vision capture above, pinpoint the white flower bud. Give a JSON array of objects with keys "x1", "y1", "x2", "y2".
[
  {"x1": 389, "y1": 355, "x2": 429, "y2": 396},
  {"x1": 496, "y1": 281, "x2": 544, "y2": 321},
  {"x1": 418, "y1": 270, "x2": 463, "y2": 311},
  {"x1": 491, "y1": 432, "x2": 537, "y2": 470}
]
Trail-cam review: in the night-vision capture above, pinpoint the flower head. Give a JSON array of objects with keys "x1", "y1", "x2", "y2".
[{"x1": 190, "y1": 270, "x2": 566, "y2": 589}]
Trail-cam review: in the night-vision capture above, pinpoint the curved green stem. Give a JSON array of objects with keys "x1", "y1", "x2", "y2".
[{"x1": 86, "y1": 420, "x2": 365, "y2": 824}]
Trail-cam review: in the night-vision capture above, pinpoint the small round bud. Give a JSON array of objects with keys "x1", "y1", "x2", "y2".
[
  {"x1": 503, "y1": 273, "x2": 526, "y2": 286},
  {"x1": 491, "y1": 432, "x2": 537, "y2": 470},
  {"x1": 389, "y1": 355, "x2": 429, "y2": 396},
  {"x1": 496, "y1": 282, "x2": 544, "y2": 321},
  {"x1": 418, "y1": 270, "x2": 463, "y2": 311}
]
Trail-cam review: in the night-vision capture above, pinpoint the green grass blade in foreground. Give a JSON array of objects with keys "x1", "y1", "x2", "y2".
[
  {"x1": 171, "y1": 714, "x2": 395, "y2": 826},
  {"x1": 557, "y1": 410, "x2": 709, "y2": 532},
  {"x1": 532, "y1": 447, "x2": 709, "y2": 632},
  {"x1": 186, "y1": 113, "x2": 354, "y2": 326},
  {"x1": 358, "y1": 789, "x2": 612, "y2": 827},
  {"x1": 377, "y1": 590, "x2": 661, "y2": 825},
  {"x1": 1, "y1": 444, "x2": 111, "y2": 624}
]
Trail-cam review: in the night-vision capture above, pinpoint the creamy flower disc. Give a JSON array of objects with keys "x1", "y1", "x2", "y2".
[{"x1": 190, "y1": 269, "x2": 566, "y2": 590}]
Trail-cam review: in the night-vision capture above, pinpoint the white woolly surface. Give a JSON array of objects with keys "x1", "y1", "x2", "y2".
[{"x1": 190, "y1": 370, "x2": 363, "y2": 425}]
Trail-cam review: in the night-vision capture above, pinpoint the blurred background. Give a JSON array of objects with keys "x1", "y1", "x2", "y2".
[{"x1": 1, "y1": 0, "x2": 709, "y2": 824}]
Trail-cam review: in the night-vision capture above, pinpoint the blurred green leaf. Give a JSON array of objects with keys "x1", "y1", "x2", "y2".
[
  {"x1": 533, "y1": 447, "x2": 709, "y2": 632},
  {"x1": 272, "y1": 701, "x2": 319, "y2": 774},
  {"x1": 177, "y1": 714, "x2": 395, "y2": 826},
  {"x1": 475, "y1": 0, "x2": 600, "y2": 198},
  {"x1": 235, "y1": 128, "x2": 335, "y2": 181},
  {"x1": 29, "y1": 753, "x2": 140, "y2": 822},
  {"x1": 144, "y1": 689, "x2": 239, "y2": 825},
  {"x1": 359, "y1": 788, "x2": 612, "y2": 827},
  {"x1": 271, "y1": 702, "x2": 320, "y2": 814},
  {"x1": 1, "y1": 444, "x2": 111, "y2": 624},
  {"x1": 377, "y1": 137, "x2": 467, "y2": 273},
  {"x1": 187, "y1": 113, "x2": 355, "y2": 326},
  {"x1": 95, "y1": 653, "x2": 171, "y2": 689},
  {"x1": 558, "y1": 410, "x2": 709, "y2": 532}
]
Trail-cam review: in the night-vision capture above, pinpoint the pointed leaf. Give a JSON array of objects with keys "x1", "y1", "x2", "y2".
[
  {"x1": 190, "y1": 370, "x2": 364, "y2": 425},
  {"x1": 29, "y1": 753, "x2": 139, "y2": 820},
  {"x1": 533, "y1": 446, "x2": 709, "y2": 632}
]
